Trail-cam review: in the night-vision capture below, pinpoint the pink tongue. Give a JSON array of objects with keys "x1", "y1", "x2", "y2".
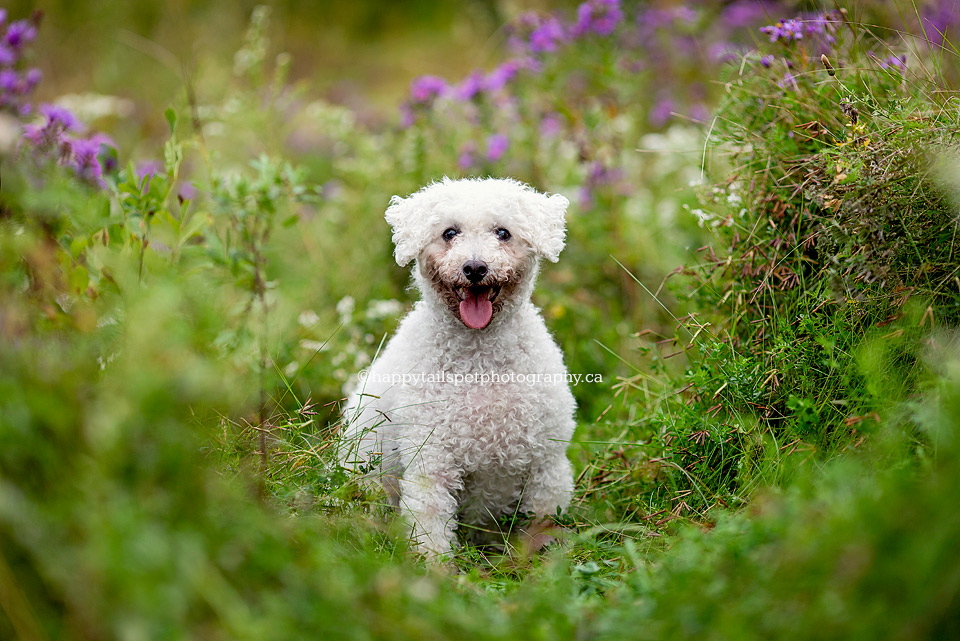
[{"x1": 459, "y1": 290, "x2": 493, "y2": 329}]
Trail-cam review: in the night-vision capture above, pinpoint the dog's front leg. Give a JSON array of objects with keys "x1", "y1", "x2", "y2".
[
  {"x1": 517, "y1": 450, "x2": 574, "y2": 551},
  {"x1": 399, "y1": 457, "x2": 461, "y2": 561}
]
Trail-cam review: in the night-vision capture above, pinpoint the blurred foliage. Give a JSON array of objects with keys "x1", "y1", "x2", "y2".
[
  {"x1": 596, "y1": 4, "x2": 960, "y2": 521},
  {"x1": 3, "y1": 1, "x2": 960, "y2": 639}
]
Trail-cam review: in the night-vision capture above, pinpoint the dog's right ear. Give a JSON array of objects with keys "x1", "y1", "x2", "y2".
[
  {"x1": 517, "y1": 190, "x2": 569, "y2": 263},
  {"x1": 384, "y1": 194, "x2": 421, "y2": 267}
]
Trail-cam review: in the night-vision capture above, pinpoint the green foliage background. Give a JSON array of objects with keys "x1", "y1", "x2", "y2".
[{"x1": 2, "y1": 1, "x2": 960, "y2": 638}]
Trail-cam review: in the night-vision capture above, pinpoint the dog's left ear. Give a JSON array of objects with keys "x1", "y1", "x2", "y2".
[
  {"x1": 518, "y1": 191, "x2": 569, "y2": 262},
  {"x1": 384, "y1": 193, "x2": 423, "y2": 267}
]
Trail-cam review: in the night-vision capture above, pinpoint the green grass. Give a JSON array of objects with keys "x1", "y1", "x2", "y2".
[{"x1": 3, "y1": 3, "x2": 960, "y2": 639}]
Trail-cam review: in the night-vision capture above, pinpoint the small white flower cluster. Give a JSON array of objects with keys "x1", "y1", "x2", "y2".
[
  {"x1": 290, "y1": 296, "x2": 407, "y2": 388},
  {"x1": 686, "y1": 181, "x2": 748, "y2": 227}
]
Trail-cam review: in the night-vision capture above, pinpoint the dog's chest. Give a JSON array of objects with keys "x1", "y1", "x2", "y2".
[{"x1": 421, "y1": 352, "x2": 550, "y2": 473}]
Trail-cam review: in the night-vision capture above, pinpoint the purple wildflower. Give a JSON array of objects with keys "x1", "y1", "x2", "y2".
[
  {"x1": 637, "y1": 6, "x2": 696, "y2": 35},
  {"x1": 0, "y1": 45, "x2": 14, "y2": 66},
  {"x1": 760, "y1": 18, "x2": 805, "y2": 43},
  {"x1": 540, "y1": 112, "x2": 562, "y2": 138},
  {"x1": 761, "y1": 12, "x2": 842, "y2": 50},
  {"x1": 688, "y1": 103, "x2": 709, "y2": 123},
  {"x1": 649, "y1": 96, "x2": 674, "y2": 128},
  {"x1": 878, "y1": 54, "x2": 907, "y2": 71},
  {"x1": 721, "y1": 1, "x2": 768, "y2": 28},
  {"x1": 638, "y1": 9, "x2": 678, "y2": 31},
  {"x1": 455, "y1": 71, "x2": 485, "y2": 101},
  {"x1": 457, "y1": 142, "x2": 476, "y2": 171},
  {"x1": 0, "y1": 69, "x2": 17, "y2": 93},
  {"x1": 25, "y1": 68, "x2": 40, "y2": 88},
  {"x1": 178, "y1": 181, "x2": 198, "y2": 202},
  {"x1": 529, "y1": 16, "x2": 566, "y2": 53},
  {"x1": 22, "y1": 103, "x2": 80, "y2": 150},
  {"x1": 514, "y1": 56, "x2": 543, "y2": 75},
  {"x1": 760, "y1": 54, "x2": 774, "y2": 68},
  {"x1": 40, "y1": 103, "x2": 78, "y2": 130},
  {"x1": 485, "y1": 134, "x2": 509, "y2": 162},
  {"x1": 399, "y1": 105, "x2": 415, "y2": 128},
  {"x1": 5, "y1": 20, "x2": 37, "y2": 50},
  {"x1": 484, "y1": 60, "x2": 521, "y2": 93},
  {"x1": 69, "y1": 136, "x2": 105, "y2": 186},
  {"x1": 579, "y1": 161, "x2": 622, "y2": 209},
  {"x1": 409, "y1": 75, "x2": 448, "y2": 104},
  {"x1": 574, "y1": 0, "x2": 623, "y2": 37},
  {"x1": 708, "y1": 41, "x2": 737, "y2": 64},
  {"x1": 778, "y1": 72, "x2": 799, "y2": 91},
  {"x1": 922, "y1": 0, "x2": 960, "y2": 46},
  {"x1": 137, "y1": 160, "x2": 164, "y2": 190},
  {"x1": 671, "y1": 7, "x2": 698, "y2": 24}
]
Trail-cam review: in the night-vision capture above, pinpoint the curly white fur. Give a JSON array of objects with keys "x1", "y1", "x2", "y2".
[{"x1": 340, "y1": 177, "x2": 576, "y2": 559}]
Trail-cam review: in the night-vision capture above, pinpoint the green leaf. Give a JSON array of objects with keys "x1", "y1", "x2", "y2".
[
  {"x1": 177, "y1": 213, "x2": 213, "y2": 249},
  {"x1": 69, "y1": 236, "x2": 88, "y2": 257},
  {"x1": 165, "y1": 107, "x2": 177, "y2": 135},
  {"x1": 69, "y1": 265, "x2": 89, "y2": 292}
]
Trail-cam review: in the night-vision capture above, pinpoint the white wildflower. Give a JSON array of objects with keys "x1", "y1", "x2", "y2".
[
  {"x1": 336, "y1": 295, "x2": 355, "y2": 321},
  {"x1": 298, "y1": 310, "x2": 320, "y2": 327}
]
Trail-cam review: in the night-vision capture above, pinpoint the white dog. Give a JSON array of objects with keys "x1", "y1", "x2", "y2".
[{"x1": 340, "y1": 177, "x2": 576, "y2": 559}]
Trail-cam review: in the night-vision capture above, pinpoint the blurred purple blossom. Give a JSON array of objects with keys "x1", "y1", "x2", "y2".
[
  {"x1": 0, "y1": 69, "x2": 16, "y2": 92},
  {"x1": 399, "y1": 105, "x2": 415, "y2": 128},
  {"x1": 4, "y1": 20, "x2": 37, "y2": 50},
  {"x1": 649, "y1": 96, "x2": 674, "y2": 128},
  {"x1": 760, "y1": 18, "x2": 805, "y2": 43},
  {"x1": 760, "y1": 54, "x2": 774, "y2": 68},
  {"x1": 69, "y1": 136, "x2": 106, "y2": 187},
  {"x1": 178, "y1": 181, "x2": 199, "y2": 202},
  {"x1": 688, "y1": 103, "x2": 710, "y2": 123},
  {"x1": 485, "y1": 134, "x2": 509, "y2": 162},
  {"x1": 457, "y1": 142, "x2": 476, "y2": 170},
  {"x1": 137, "y1": 160, "x2": 164, "y2": 190},
  {"x1": 579, "y1": 161, "x2": 623, "y2": 209},
  {"x1": 0, "y1": 13, "x2": 44, "y2": 115},
  {"x1": 409, "y1": 75, "x2": 448, "y2": 104},
  {"x1": 922, "y1": 0, "x2": 960, "y2": 46},
  {"x1": 778, "y1": 72, "x2": 799, "y2": 91},
  {"x1": 485, "y1": 60, "x2": 521, "y2": 93},
  {"x1": 721, "y1": 2, "x2": 770, "y2": 28},
  {"x1": 455, "y1": 71, "x2": 485, "y2": 101},
  {"x1": 760, "y1": 12, "x2": 842, "y2": 53},
  {"x1": 708, "y1": 41, "x2": 738, "y2": 64},
  {"x1": 540, "y1": 112, "x2": 562, "y2": 138},
  {"x1": 22, "y1": 103, "x2": 80, "y2": 150},
  {"x1": 878, "y1": 54, "x2": 907, "y2": 71},
  {"x1": 4, "y1": 13, "x2": 113, "y2": 190},
  {"x1": 574, "y1": 0, "x2": 623, "y2": 37},
  {"x1": 638, "y1": 6, "x2": 697, "y2": 32},
  {"x1": 529, "y1": 16, "x2": 567, "y2": 53},
  {"x1": 21, "y1": 106, "x2": 114, "y2": 188},
  {"x1": 40, "y1": 104, "x2": 78, "y2": 130}
]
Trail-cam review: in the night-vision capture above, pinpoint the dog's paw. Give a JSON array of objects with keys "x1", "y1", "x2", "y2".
[{"x1": 516, "y1": 518, "x2": 563, "y2": 556}]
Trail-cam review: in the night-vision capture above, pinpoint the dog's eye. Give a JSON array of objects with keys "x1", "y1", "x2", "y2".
[
  {"x1": 442, "y1": 228, "x2": 459, "y2": 241},
  {"x1": 495, "y1": 228, "x2": 511, "y2": 241}
]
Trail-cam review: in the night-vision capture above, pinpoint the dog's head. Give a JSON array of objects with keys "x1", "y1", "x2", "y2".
[{"x1": 385, "y1": 177, "x2": 569, "y2": 330}]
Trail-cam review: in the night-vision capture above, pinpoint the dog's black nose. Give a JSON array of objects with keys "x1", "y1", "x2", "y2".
[{"x1": 462, "y1": 260, "x2": 488, "y2": 283}]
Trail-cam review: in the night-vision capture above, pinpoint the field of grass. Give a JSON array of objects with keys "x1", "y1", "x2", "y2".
[{"x1": 2, "y1": 1, "x2": 960, "y2": 638}]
